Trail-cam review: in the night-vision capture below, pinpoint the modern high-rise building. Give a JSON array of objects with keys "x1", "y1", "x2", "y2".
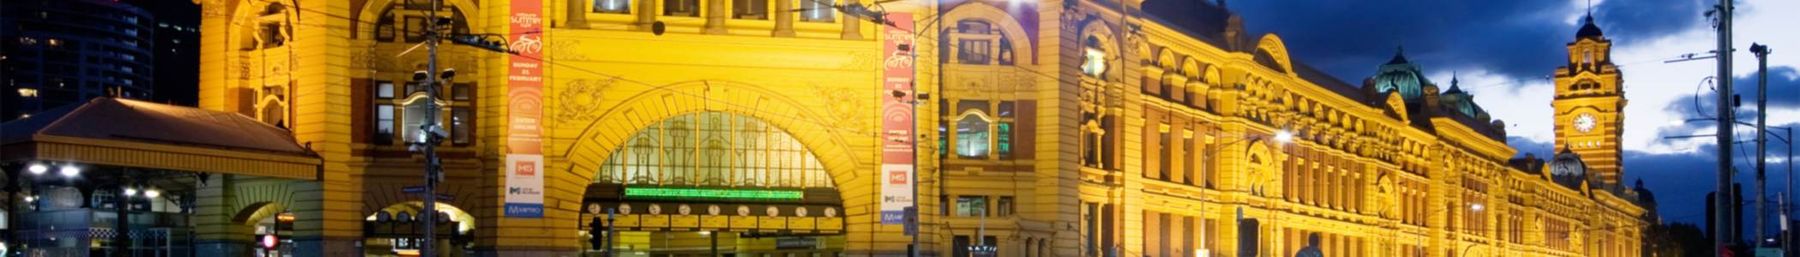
[
  {"x1": 0, "y1": 0, "x2": 157, "y2": 121},
  {"x1": 0, "y1": 0, "x2": 1654, "y2": 256}
]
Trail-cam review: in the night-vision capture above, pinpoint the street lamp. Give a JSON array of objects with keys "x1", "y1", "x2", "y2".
[
  {"x1": 1274, "y1": 130, "x2": 1294, "y2": 143},
  {"x1": 58, "y1": 165, "x2": 79, "y2": 178},
  {"x1": 1471, "y1": 203, "x2": 1485, "y2": 212},
  {"x1": 26, "y1": 163, "x2": 46, "y2": 175},
  {"x1": 143, "y1": 188, "x2": 160, "y2": 199}
]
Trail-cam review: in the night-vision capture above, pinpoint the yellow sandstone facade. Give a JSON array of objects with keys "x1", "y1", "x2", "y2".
[{"x1": 189, "y1": 0, "x2": 1648, "y2": 256}]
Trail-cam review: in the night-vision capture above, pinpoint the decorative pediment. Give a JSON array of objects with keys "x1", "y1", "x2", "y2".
[{"x1": 1384, "y1": 91, "x2": 1407, "y2": 121}]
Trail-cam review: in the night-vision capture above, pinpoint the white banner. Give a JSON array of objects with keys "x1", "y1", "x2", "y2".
[{"x1": 504, "y1": 154, "x2": 545, "y2": 218}]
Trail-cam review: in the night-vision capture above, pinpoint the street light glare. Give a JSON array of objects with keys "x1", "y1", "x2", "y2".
[
  {"x1": 1471, "y1": 203, "x2": 1485, "y2": 211},
  {"x1": 145, "y1": 188, "x2": 161, "y2": 198},
  {"x1": 1274, "y1": 130, "x2": 1294, "y2": 143},
  {"x1": 58, "y1": 165, "x2": 80, "y2": 178},
  {"x1": 26, "y1": 163, "x2": 48, "y2": 175},
  {"x1": 124, "y1": 187, "x2": 139, "y2": 196}
]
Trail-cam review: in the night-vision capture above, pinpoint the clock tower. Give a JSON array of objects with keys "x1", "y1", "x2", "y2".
[{"x1": 1553, "y1": 15, "x2": 1627, "y2": 185}]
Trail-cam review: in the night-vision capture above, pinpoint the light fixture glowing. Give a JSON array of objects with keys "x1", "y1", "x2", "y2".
[
  {"x1": 144, "y1": 188, "x2": 161, "y2": 198},
  {"x1": 1470, "y1": 203, "x2": 1485, "y2": 211},
  {"x1": 58, "y1": 165, "x2": 80, "y2": 178},
  {"x1": 26, "y1": 163, "x2": 47, "y2": 175},
  {"x1": 1274, "y1": 130, "x2": 1294, "y2": 143},
  {"x1": 124, "y1": 187, "x2": 139, "y2": 197}
]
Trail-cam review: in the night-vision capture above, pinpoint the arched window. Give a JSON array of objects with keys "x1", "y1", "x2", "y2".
[
  {"x1": 1082, "y1": 36, "x2": 1108, "y2": 78},
  {"x1": 956, "y1": 112, "x2": 992, "y2": 159},
  {"x1": 593, "y1": 0, "x2": 631, "y2": 14},
  {"x1": 598, "y1": 112, "x2": 833, "y2": 188}
]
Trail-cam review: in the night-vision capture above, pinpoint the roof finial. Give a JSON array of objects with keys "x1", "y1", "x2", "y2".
[
  {"x1": 1585, "y1": 0, "x2": 1595, "y2": 22},
  {"x1": 1451, "y1": 71, "x2": 1460, "y2": 86}
]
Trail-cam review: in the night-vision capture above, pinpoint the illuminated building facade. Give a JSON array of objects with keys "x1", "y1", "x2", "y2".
[{"x1": 176, "y1": 0, "x2": 1649, "y2": 256}]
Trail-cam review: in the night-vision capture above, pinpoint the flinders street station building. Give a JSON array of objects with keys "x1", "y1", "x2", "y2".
[{"x1": 0, "y1": 0, "x2": 1655, "y2": 256}]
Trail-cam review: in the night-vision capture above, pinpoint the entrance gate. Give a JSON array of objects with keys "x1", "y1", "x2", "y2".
[{"x1": 582, "y1": 112, "x2": 847, "y2": 256}]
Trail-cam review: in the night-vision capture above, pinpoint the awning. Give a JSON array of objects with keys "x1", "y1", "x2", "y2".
[{"x1": 1, "y1": 98, "x2": 320, "y2": 180}]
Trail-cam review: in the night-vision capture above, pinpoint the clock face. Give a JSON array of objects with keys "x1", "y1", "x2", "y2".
[{"x1": 1573, "y1": 113, "x2": 1597, "y2": 133}]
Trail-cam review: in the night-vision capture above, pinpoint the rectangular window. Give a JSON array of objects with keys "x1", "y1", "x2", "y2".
[
  {"x1": 997, "y1": 101, "x2": 1015, "y2": 117},
  {"x1": 955, "y1": 195, "x2": 987, "y2": 217},
  {"x1": 403, "y1": 16, "x2": 428, "y2": 43},
  {"x1": 997, "y1": 122, "x2": 1013, "y2": 159},
  {"x1": 593, "y1": 0, "x2": 631, "y2": 14},
  {"x1": 799, "y1": 0, "x2": 834, "y2": 22},
  {"x1": 375, "y1": 104, "x2": 395, "y2": 144},
  {"x1": 451, "y1": 107, "x2": 472, "y2": 145},
  {"x1": 957, "y1": 39, "x2": 991, "y2": 64},
  {"x1": 1183, "y1": 132, "x2": 1195, "y2": 185},
  {"x1": 664, "y1": 0, "x2": 699, "y2": 16},
  {"x1": 451, "y1": 83, "x2": 471, "y2": 100},
  {"x1": 376, "y1": 15, "x2": 397, "y2": 41},
  {"x1": 376, "y1": 81, "x2": 396, "y2": 99},
  {"x1": 1159, "y1": 127, "x2": 1171, "y2": 180},
  {"x1": 732, "y1": 0, "x2": 767, "y2": 19},
  {"x1": 996, "y1": 196, "x2": 1014, "y2": 217}
]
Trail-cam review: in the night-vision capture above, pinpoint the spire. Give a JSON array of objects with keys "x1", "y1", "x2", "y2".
[
  {"x1": 1446, "y1": 71, "x2": 1465, "y2": 94},
  {"x1": 1576, "y1": 3, "x2": 1605, "y2": 38},
  {"x1": 1385, "y1": 45, "x2": 1409, "y2": 65}
]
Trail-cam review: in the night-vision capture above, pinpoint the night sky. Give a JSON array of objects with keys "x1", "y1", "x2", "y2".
[{"x1": 1221, "y1": 0, "x2": 1800, "y2": 237}]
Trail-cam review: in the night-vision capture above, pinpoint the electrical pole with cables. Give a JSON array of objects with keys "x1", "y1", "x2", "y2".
[
  {"x1": 1752, "y1": 42, "x2": 1770, "y2": 246},
  {"x1": 1711, "y1": 0, "x2": 1736, "y2": 255}
]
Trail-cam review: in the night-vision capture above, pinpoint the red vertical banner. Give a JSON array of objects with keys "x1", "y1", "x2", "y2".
[
  {"x1": 504, "y1": 0, "x2": 545, "y2": 218},
  {"x1": 879, "y1": 12, "x2": 915, "y2": 225}
]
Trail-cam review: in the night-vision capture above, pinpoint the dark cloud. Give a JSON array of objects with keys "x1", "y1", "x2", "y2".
[
  {"x1": 1593, "y1": 0, "x2": 1708, "y2": 43},
  {"x1": 1220, "y1": 0, "x2": 1705, "y2": 85}
]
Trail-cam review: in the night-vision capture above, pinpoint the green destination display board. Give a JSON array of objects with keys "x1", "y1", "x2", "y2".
[{"x1": 624, "y1": 187, "x2": 805, "y2": 201}]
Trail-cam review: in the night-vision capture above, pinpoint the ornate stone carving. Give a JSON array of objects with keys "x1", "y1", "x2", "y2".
[
  {"x1": 811, "y1": 84, "x2": 870, "y2": 134},
  {"x1": 546, "y1": 39, "x2": 591, "y2": 62},
  {"x1": 556, "y1": 78, "x2": 616, "y2": 124}
]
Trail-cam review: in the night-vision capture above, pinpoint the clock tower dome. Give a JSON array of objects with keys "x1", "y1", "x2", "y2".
[{"x1": 1553, "y1": 15, "x2": 1627, "y2": 185}]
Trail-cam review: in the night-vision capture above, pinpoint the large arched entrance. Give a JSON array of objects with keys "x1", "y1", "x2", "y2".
[
  {"x1": 362, "y1": 202, "x2": 477, "y2": 257},
  {"x1": 582, "y1": 111, "x2": 847, "y2": 256}
]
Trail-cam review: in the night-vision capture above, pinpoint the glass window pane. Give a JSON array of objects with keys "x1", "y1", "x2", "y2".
[
  {"x1": 375, "y1": 105, "x2": 395, "y2": 144},
  {"x1": 451, "y1": 107, "x2": 472, "y2": 145},
  {"x1": 403, "y1": 101, "x2": 432, "y2": 144},
  {"x1": 664, "y1": 0, "x2": 698, "y2": 16},
  {"x1": 377, "y1": 81, "x2": 395, "y2": 99},
  {"x1": 997, "y1": 122, "x2": 1012, "y2": 159},
  {"x1": 800, "y1": 0, "x2": 834, "y2": 22},
  {"x1": 594, "y1": 0, "x2": 631, "y2": 13},
  {"x1": 451, "y1": 83, "x2": 471, "y2": 100},
  {"x1": 732, "y1": 0, "x2": 767, "y2": 19},
  {"x1": 956, "y1": 115, "x2": 990, "y2": 159}
]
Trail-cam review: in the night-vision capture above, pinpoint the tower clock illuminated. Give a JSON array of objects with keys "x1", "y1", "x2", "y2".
[{"x1": 1573, "y1": 113, "x2": 1597, "y2": 133}]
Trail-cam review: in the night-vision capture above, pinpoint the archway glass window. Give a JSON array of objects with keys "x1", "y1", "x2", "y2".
[
  {"x1": 597, "y1": 112, "x2": 833, "y2": 189},
  {"x1": 956, "y1": 113, "x2": 991, "y2": 159}
]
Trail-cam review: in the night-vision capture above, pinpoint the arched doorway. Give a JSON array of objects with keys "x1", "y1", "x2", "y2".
[
  {"x1": 583, "y1": 111, "x2": 847, "y2": 256},
  {"x1": 362, "y1": 202, "x2": 477, "y2": 257}
]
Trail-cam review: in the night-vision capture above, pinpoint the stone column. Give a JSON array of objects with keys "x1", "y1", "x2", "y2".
[
  {"x1": 703, "y1": 0, "x2": 727, "y2": 34},
  {"x1": 838, "y1": 0, "x2": 860, "y2": 39},
  {"x1": 772, "y1": 0, "x2": 795, "y2": 36},
  {"x1": 192, "y1": 175, "x2": 251, "y2": 257},
  {"x1": 566, "y1": 0, "x2": 590, "y2": 29},
  {"x1": 635, "y1": 0, "x2": 657, "y2": 31}
]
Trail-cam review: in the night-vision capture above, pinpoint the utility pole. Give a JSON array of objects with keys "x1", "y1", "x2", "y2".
[
  {"x1": 1752, "y1": 42, "x2": 1770, "y2": 246},
  {"x1": 418, "y1": 0, "x2": 445, "y2": 256},
  {"x1": 1713, "y1": 0, "x2": 1736, "y2": 255}
]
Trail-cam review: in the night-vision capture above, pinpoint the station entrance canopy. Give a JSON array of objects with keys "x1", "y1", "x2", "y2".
[{"x1": 1, "y1": 98, "x2": 320, "y2": 180}]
